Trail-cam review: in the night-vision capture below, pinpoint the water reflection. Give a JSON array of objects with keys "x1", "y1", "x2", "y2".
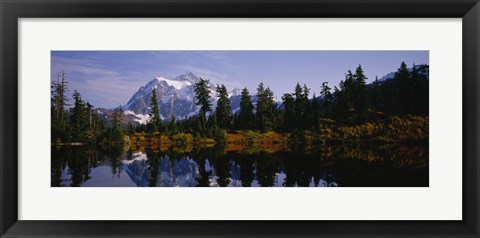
[{"x1": 51, "y1": 144, "x2": 428, "y2": 187}]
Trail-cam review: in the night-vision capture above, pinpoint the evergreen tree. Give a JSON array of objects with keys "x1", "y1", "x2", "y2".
[
  {"x1": 84, "y1": 102, "x2": 96, "y2": 143},
  {"x1": 169, "y1": 114, "x2": 178, "y2": 134},
  {"x1": 290, "y1": 83, "x2": 310, "y2": 129},
  {"x1": 330, "y1": 85, "x2": 342, "y2": 119},
  {"x1": 194, "y1": 78, "x2": 212, "y2": 130},
  {"x1": 256, "y1": 83, "x2": 275, "y2": 132},
  {"x1": 281, "y1": 93, "x2": 295, "y2": 131},
  {"x1": 370, "y1": 76, "x2": 381, "y2": 112},
  {"x1": 311, "y1": 93, "x2": 320, "y2": 131},
  {"x1": 407, "y1": 63, "x2": 418, "y2": 114},
  {"x1": 410, "y1": 63, "x2": 429, "y2": 115},
  {"x1": 342, "y1": 70, "x2": 356, "y2": 107},
  {"x1": 215, "y1": 84, "x2": 232, "y2": 129},
  {"x1": 397, "y1": 61, "x2": 410, "y2": 80},
  {"x1": 320, "y1": 82, "x2": 333, "y2": 117},
  {"x1": 52, "y1": 71, "x2": 69, "y2": 122},
  {"x1": 92, "y1": 112, "x2": 105, "y2": 139},
  {"x1": 51, "y1": 70, "x2": 70, "y2": 142},
  {"x1": 238, "y1": 87, "x2": 254, "y2": 130},
  {"x1": 302, "y1": 84, "x2": 312, "y2": 129},
  {"x1": 353, "y1": 65, "x2": 368, "y2": 122},
  {"x1": 85, "y1": 102, "x2": 94, "y2": 128},
  {"x1": 148, "y1": 87, "x2": 161, "y2": 132},
  {"x1": 293, "y1": 83, "x2": 305, "y2": 120},
  {"x1": 70, "y1": 90, "x2": 87, "y2": 142},
  {"x1": 393, "y1": 61, "x2": 410, "y2": 115},
  {"x1": 110, "y1": 106, "x2": 124, "y2": 144},
  {"x1": 334, "y1": 69, "x2": 364, "y2": 123}
]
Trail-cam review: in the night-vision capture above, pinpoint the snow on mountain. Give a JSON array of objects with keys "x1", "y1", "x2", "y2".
[
  {"x1": 121, "y1": 152, "x2": 150, "y2": 187},
  {"x1": 122, "y1": 72, "x2": 243, "y2": 124},
  {"x1": 160, "y1": 77, "x2": 192, "y2": 90},
  {"x1": 229, "y1": 88, "x2": 242, "y2": 97},
  {"x1": 173, "y1": 72, "x2": 199, "y2": 83},
  {"x1": 122, "y1": 153, "x2": 200, "y2": 187},
  {"x1": 97, "y1": 65, "x2": 429, "y2": 126},
  {"x1": 124, "y1": 110, "x2": 151, "y2": 124}
]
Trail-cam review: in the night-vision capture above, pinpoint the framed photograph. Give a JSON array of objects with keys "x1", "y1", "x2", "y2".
[{"x1": 1, "y1": 0, "x2": 479, "y2": 237}]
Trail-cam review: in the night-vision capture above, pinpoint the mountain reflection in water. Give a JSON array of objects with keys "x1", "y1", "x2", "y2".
[{"x1": 51, "y1": 144, "x2": 428, "y2": 187}]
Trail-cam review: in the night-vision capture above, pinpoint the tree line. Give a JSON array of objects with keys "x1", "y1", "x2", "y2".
[
  {"x1": 148, "y1": 61, "x2": 428, "y2": 136},
  {"x1": 51, "y1": 61, "x2": 428, "y2": 144},
  {"x1": 51, "y1": 71, "x2": 124, "y2": 144}
]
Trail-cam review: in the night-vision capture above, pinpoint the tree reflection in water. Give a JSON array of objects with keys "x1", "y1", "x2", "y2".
[{"x1": 51, "y1": 143, "x2": 428, "y2": 187}]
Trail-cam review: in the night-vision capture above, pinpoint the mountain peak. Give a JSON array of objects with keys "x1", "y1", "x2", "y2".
[
  {"x1": 123, "y1": 73, "x2": 247, "y2": 124},
  {"x1": 153, "y1": 76, "x2": 168, "y2": 83},
  {"x1": 229, "y1": 88, "x2": 242, "y2": 97},
  {"x1": 174, "y1": 72, "x2": 199, "y2": 84}
]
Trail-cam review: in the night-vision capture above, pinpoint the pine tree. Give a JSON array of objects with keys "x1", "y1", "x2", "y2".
[
  {"x1": 84, "y1": 102, "x2": 96, "y2": 143},
  {"x1": 410, "y1": 63, "x2": 429, "y2": 115},
  {"x1": 110, "y1": 106, "x2": 124, "y2": 144},
  {"x1": 293, "y1": 83, "x2": 304, "y2": 120},
  {"x1": 169, "y1": 114, "x2": 178, "y2": 134},
  {"x1": 353, "y1": 65, "x2": 368, "y2": 122},
  {"x1": 265, "y1": 87, "x2": 280, "y2": 130},
  {"x1": 311, "y1": 93, "x2": 320, "y2": 131},
  {"x1": 51, "y1": 70, "x2": 70, "y2": 143},
  {"x1": 302, "y1": 84, "x2": 312, "y2": 130},
  {"x1": 371, "y1": 76, "x2": 381, "y2": 112},
  {"x1": 320, "y1": 82, "x2": 333, "y2": 117},
  {"x1": 407, "y1": 63, "x2": 419, "y2": 114},
  {"x1": 148, "y1": 87, "x2": 161, "y2": 132},
  {"x1": 291, "y1": 83, "x2": 310, "y2": 129},
  {"x1": 52, "y1": 71, "x2": 69, "y2": 122},
  {"x1": 342, "y1": 70, "x2": 356, "y2": 106},
  {"x1": 215, "y1": 84, "x2": 232, "y2": 129},
  {"x1": 256, "y1": 83, "x2": 275, "y2": 132},
  {"x1": 70, "y1": 90, "x2": 88, "y2": 142},
  {"x1": 395, "y1": 61, "x2": 410, "y2": 114},
  {"x1": 331, "y1": 85, "x2": 342, "y2": 119},
  {"x1": 194, "y1": 78, "x2": 212, "y2": 131},
  {"x1": 334, "y1": 70, "x2": 360, "y2": 123},
  {"x1": 238, "y1": 87, "x2": 254, "y2": 130},
  {"x1": 85, "y1": 102, "x2": 94, "y2": 128},
  {"x1": 281, "y1": 93, "x2": 295, "y2": 131}
]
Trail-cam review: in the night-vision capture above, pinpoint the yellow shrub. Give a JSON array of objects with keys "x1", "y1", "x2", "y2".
[{"x1": 171, "y1": 133, "x2": 194, "y2": 144}]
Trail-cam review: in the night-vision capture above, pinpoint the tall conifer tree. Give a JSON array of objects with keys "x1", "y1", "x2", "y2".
[
  {"x1": 238, "y1": 87, "x2": 254, "y2": 130},
  {"x1": 256, "y1": 83, "x2": 275, "y2": 132},
  {"x1": 194, "y1": 78, "x2": 212, "y2": 130},
  {"x1": 149, "y1": 87, "x2": 161, "y2": 132},
  {"x1": 70, "y1": 90, "x2": 87, "y2": 142},
  {"x1": 353, "y1": 65, "x2": 368, "y2": 122},
  {"x1": 215, "y1": 84, "x2": 232, "y2": 129}
]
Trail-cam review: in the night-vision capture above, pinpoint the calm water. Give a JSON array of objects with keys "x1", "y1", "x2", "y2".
[{"x1": 51, "y1": 144, "x2": 428, "y2": 187}]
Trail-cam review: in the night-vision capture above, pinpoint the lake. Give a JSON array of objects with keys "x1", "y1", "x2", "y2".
[{"x1": 51, "y1": 144, "x2": 428, "y2": 187}]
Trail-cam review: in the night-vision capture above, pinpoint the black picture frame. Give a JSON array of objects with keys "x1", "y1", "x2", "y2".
[{"x1": 1, "y1": 0, "x2": 479, "y2": 237}]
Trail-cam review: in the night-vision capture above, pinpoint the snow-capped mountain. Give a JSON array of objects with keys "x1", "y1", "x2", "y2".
[
  {"x1": 122, "y1": 72, "x2": 243, "y2": 124},
  {"x1": 98, "y1": 65, "x2": 429, "y2": 126},
  {"x1": 121, "y1": 153, "x2": 201, "y2": 187}
]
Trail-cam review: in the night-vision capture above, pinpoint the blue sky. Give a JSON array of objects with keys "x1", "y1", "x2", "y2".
[{"x1": 51, "y1": 51, "x2": 428, "y2": 108}]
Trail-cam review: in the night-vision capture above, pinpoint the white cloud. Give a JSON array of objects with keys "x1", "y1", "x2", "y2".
[{"x1": 51, "y1": 55, "x2": 141, "y2": 108}]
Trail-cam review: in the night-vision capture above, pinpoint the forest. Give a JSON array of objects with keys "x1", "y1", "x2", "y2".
[{"x1": 51, "y1": 61, "x2": 429, "y2": 148}]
